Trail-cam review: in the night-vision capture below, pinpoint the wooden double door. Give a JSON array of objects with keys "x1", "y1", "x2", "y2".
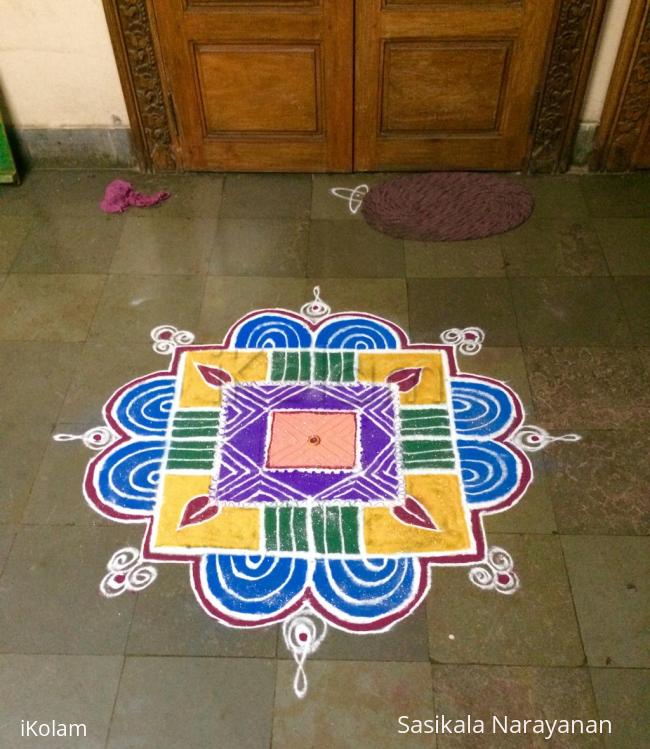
[{"x1": 153, "y1": 1, "x2": 557, "y2": 172}]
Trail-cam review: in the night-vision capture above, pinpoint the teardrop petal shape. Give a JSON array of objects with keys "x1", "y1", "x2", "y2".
[
  {"x1": 196, "y1": 364, "x2": 232, "y2": 388},
  {"x1": 178, "y1": 495, "x2": 220, "y2": 529},
  {"x1": 392, "y1": 496, "x2": 437, "y2": 530},
  {"x1": 386, "y1": 367, "x2": 422, "y2": 393}
]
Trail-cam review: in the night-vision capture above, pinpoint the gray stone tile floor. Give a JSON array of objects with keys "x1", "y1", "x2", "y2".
[{"x1": 0, "y1": 170, "x2": 648, "y2": 748}]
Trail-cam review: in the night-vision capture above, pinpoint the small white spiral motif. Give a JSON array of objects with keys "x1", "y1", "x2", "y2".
[
  {"x1": 440, "y1": 327, "x2": 485, "y2": 356},
  {"x1": 512, "y1": 425, "x2": 581, "y2": 452},
  {"x1": 99, "y1": 547, "x2": 157, "y2": 598},
  {"x1": 150, "y1": 324, "x2": 196, "y2": 355},
  {"x1": 300, "y1": 286, "x2": 331, "y2": 323},
  {"x1": 282, "y1": 607, "x2": 328, "y2": 699},
  {"x1": 469, "y1": 546, "x2": 519, "y2": 595},
  {"x1": 53, "y1": 426, "x2": 116, "y2": 450},
  {"x1": 329, "y1": 184, "x2": 370, "y2": 215}
]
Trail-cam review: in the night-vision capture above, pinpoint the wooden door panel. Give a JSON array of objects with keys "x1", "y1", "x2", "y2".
[
  {"x1": 355, "y1": 1, "x2": 557, "y2": 171},
  {"x1": 152, "y1": 1, "x2": 352, "y2": 171}
]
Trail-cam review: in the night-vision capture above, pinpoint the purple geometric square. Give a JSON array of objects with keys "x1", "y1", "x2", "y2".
[{"x1": 212, "y1": 383, "x2": 403, "y2": 505}]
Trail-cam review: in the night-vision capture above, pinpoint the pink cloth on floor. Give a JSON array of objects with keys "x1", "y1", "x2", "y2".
[{"x1": 100, "y1": 179, "x2": 170, "y2": 213}]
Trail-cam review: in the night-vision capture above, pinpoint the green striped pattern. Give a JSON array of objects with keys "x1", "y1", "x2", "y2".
[
  {"x1": 313, "y1": 351, "x2": 355, "y2": 382},
  {"x1": 264, "y1": 505, "x2": 359, "y2": 554},
  {"x1": 400, "y1": 407, "x2": 455, "y2": 470},
  {"x1": 311, "y1": 506, "x2": 359, "y2": 554},
  {"x1": 171, "y1": 409, "x2": 220, "y2": 438},
  {"x1": 167, "y1": 409, "x2": 219, "y2": 470},
  {"x1": 270, "y1": 351, "x2": 311, "y2": 382},
  {"x1": 400, "y1": 408, "x2": 451, "y2": 438},
  {"x1": 265, "y1": 507, "x2": 309, "y2": 552}
]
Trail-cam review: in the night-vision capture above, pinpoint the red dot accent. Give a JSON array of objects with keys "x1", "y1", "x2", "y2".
[
  {"x1": 308, "y1": 435, "x2": 321, "y2": 446},
  {"x1": 114, "y1": 574, "x2": 126, "y2": 584},
  {"x1": 496, "y1": 573, "x2": 510, "y2": 585}
]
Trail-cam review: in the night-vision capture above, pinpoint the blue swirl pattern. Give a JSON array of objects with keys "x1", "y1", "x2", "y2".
[
  {"x1": 458, "y1": 439, "x2": 519, "y2": 506},
  {"x1": 451, "y1": 379, "x2": 516, "y2": 439},
  {"x1": 202, "y1": 554, "x2": 309, "y2": 616},
  {"x1": 315, "y1": 318, "x2": 399, "y2": 350},
  {"x1": 96, "y1": 440, "x2": 165, "y2": 512},
  {"x1": 233, "y1": 315, "x2": 312, "y2": 349},
  {"x1": 113, "y1": 377, "x2": 175, "y2": 436},
  {"x1": 312, "y1": 557, "x2": 418, "y2": 621}
]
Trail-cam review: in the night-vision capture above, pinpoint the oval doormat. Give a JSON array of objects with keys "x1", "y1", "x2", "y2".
[{"x1": 361, "y1": 172, "x2": 534, "y2": 241}]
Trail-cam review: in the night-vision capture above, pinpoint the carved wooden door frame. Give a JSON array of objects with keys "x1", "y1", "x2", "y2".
[
  {"x1": 593, "y1": 0, "x2": 650, "y2": 171},
  {"x1": 103, "y1": 0, "x2": 606, "y2": 173}
]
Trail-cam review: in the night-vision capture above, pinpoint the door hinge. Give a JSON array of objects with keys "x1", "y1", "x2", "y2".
[{"x1": 167, "y1": 92, "x2": 179, "y2": 136}]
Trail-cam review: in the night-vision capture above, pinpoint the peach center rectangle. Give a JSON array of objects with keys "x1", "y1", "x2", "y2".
[{"x1": 266, "y1": 411, "x2": 357, "y2": 469}]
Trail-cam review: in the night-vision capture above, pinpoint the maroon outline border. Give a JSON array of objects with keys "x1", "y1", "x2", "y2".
[{"x1": 82, "y1": 308, "x2": 531, "y2": 633}]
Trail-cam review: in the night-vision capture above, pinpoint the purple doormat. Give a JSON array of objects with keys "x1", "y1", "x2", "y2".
[{"x1": 336, "y1": 173, "x2": 535, "y2": 241}]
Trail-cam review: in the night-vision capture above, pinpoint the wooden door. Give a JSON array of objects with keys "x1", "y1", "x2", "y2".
[
  {"x1": 152, "y1": 0, "x2": 353, "y2": 171},
  {"x1": 355, "y1": 1, "x2": 557, "y2": 171}
]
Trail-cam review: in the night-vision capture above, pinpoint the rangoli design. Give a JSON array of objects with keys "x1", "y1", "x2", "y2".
[{"x1": 56, "y1": 289, "x2": 579, "y2": 697}]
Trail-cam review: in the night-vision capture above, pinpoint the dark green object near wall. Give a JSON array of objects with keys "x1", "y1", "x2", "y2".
[{"x1": 0, "y1": 111, "x2": 17, "y2": 184}]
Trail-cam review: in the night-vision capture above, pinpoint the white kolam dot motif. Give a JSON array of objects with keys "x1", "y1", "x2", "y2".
[
  {"x1": 440, "y1": 327, "x2": 485, "y2": 356},
  {"x1": 469, "y1": 546, "x2": 519, "y2": 595},
  {"x1": 282, "y1": 607, "x2": 328, "y2": 699},
  {"x1": 329, "y1": 184, "x2": 370, "y2": 215},
  {"x1": 99, "y1": 547, "x2": 157, "y2": 598},
  {"x1": 151, "y1": 324, "x2": 196, "y2": 355},
  {"x1": 512, "y1": 425, "x2": 582, "y2": 452},
  {"x1": 300, "y1": 286, "x2": 332, "y2": 323},
  {"x1": 53, "y1": 426, "x2": 116, "y2": 450}
]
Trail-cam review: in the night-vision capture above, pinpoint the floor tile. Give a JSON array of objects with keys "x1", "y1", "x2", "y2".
[
  {"x1": 581, "y1": 175, "x2": 650, "y2": 219},
  {"x1": 457, "y1": 347, "x2": 534, "y2": 415},
  {"x1": 511, "y1": 277, "x2": 629, "y2": 346},
  {"x1": 311, "y1": 173, "x2": 396, "y2": 221},
  {"x1": 127, "y1": 564, "x2": 277, "y2": 657},
  {"x1": 316, "y1": 277, "x2": 410, "y2": 332},
  {"x1": 5, "y1": 170, "x2": 125, "y2": 218},
  {"x1": 309, "y1": 220, "x2": 405, "y2": 278},
  {"x1": 110, "y1": 216, "x2": 215, "y2": 274},
  {"x1": 562, "y1": 535, "x2": 649, "y2": 667},
  {"x1": 484, "y1": 459, "x2": 557, "y2": 534},
  {"x1": 108, "y1": 657, "x2": 275, "y2": 749},
  {"x1": 0, "y1": 274, "x2": 105, "y2": 341},
  {"x1": 405, "y1": 237, "x2": 505, "y2": 278},
  {"x1": 590, "y1": 668, "x2": 650, "y2": 749},
  {"x1": 221, "y1": 174, "x2": 311, "y2": 219},
  {"x1": 0, "y1": 215, "x2": 32, "y2": 271},
  {"x1": 130, "y1": 173, "x2": 223, "y2": 217},
  {"x1": 519, "y1": 176, "x2": 589, "y2": 219},
  {"x1": 278, "y1": 606, "x2": 429, "y2": 662},
  {"x1": 594, "y1": 218, "x2": 650, "y2": 274},
  {"x1": 58, "y1": 340, "x2": 162, "y2": 424},
  {"x1": 12, "y1": 215, "x2": 122, "y2": 273},
  {"x1": 88, "y1": 274, "x2": 205, "y2": 342},
  {"x1": 0, "y1": 421, "x2": 54, "y2": 524},
  {"x1": 0, "y1": 525, "x2": 138, "y2": 654},
  {"x1": 614, "y1": 277, "x2": 650, "y2": 344},
  {"x1": 427, "y1": 534, "x2": 584, "y2": 666},
  {"x1": 198, "y1": 277, "x2": 410, "y2": 340},
  {"x1": 543, "y1": 431, "x2": 650, "y2": 535},
  {"x1": 21, "y1": 425, "x2": 111, "y2": 526},
  {"x1": 272, "y1": 661, "x2": 435, "y2": 749},
  {"x1": 524, "y1": 347, "x2": 650, "y2": 430},
  {"x1": 0, "y1": 342, "x2": 82, "y2": 423},
  {"x1": 501, "y1": 219, "x2": 608, "y2": 277},
  {"x1": 408, "y1": 279, "x2": 519, "y2": 346},
  {"x1": 0, "y1": 526, "x2": 16, "y2": 575},
  {"x1": 432, "y1": 665, "x2": 603, "y2": 748},
  {"x1": 0, "y1": 654, "x2": 123, "y2": 749},
  {"x1": 197, "y1": 276, "x2": 311, "y2": 340},
  {"x1": 209, "y1": 218, "x2": 309, "y2": 276}
]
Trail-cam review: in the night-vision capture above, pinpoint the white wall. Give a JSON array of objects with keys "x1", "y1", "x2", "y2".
[
  {"x1": 0, "y1": 0, "x2": 129, "y2": 128},
  {"x1": 581, "y1": 0, "x2": 632, "y2": 123}
]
